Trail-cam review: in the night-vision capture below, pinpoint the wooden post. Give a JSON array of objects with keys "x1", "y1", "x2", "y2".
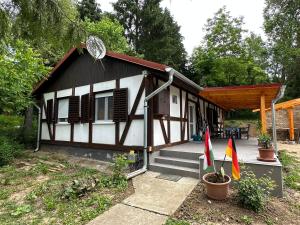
[
  {"x1": 260, "y1": 95, "x2": 267, "y2": 134},
  {"x1": 287, "y1": 107, "x2": 295, "y2": 141}
]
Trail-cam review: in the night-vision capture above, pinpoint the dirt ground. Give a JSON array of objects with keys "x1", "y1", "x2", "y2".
[
  {"x1": 172, "y1": 183, "x2": 300, "y2": 225},
  {"x1": 0, "y1": 150, "x2": 134, "y2": 225},
  {"x1": 278, "y1": 142, "x2": 300, "y2": 157}
]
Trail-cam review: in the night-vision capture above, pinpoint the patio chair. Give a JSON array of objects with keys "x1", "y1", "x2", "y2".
[{"x1": 240, "y1": 124, "x2": 250, "y2": 140}]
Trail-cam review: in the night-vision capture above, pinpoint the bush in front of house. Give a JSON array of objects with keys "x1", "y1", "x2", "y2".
[
  {"x1": 0, "y1": 115, "x2": 23, "y2": 140},
  {"x1": 236, "y1": 171, "x2": 275, "y2": 212},
  {"x1": 0, "y1": 136, "x2": 22, "y2": 166}
]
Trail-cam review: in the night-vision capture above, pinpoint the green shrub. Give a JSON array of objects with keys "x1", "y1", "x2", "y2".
[
  {"x1": 111, "y1": 154, "x2": 128, "y2": 189},
  {"x1": 0, "y1": 115, "x2": 23, "y2": 140},
  {"x1": 236, "y1": 171, "x2": 275, "y2": 212},
  {"x1": 0, "y1": 136, "x2": 22, "y2": 166}
]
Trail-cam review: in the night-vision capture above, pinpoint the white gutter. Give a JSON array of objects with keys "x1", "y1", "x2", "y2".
[
  {"x1": 32, "y1": 102, "x2": 42, "y2": 152},
  {"x1": 126, "y1": 68, "x2": 203, "y2": 179},
  {"x1": 272, "y1": 85, "x2": 286, "y2": 156}
]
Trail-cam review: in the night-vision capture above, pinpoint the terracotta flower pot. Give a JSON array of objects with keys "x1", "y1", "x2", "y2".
[
  {"x1": 202, "y1": 173, "x2": 231, "y2": 200},
  {"x1": 258, "y1": 147, "x2": 275, "y2": 161}
]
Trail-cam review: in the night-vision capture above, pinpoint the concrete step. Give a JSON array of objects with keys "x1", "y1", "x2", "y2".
[
  {"x1": 154, "y1": 156, "x2": 199, "y2": 169},
  {"x1": 149, "y1": 162, "x2": 199, "y2": 179},
  {"x1": 159, "y1": 149, "x2": 202, "y2": 161}
]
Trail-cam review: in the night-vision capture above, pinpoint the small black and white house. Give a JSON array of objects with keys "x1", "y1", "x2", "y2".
[{"x1": 33, "y1": 46, "x2": 224, "y2": 177}]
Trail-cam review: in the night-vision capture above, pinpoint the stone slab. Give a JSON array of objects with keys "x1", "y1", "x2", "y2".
[
  {"x1": 87, "y1": 203, "x2": 167, "y2": 225},
  {"x1": 123, "y1": 171, "x2": 198, "y2": 215}
]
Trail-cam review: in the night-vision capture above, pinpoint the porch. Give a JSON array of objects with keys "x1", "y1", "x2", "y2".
[{"x1": 149, "y1": 138, "x2": 283, "y2": 196}]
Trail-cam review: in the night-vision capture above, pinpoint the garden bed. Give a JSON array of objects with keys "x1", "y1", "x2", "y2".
[
  {"x1": 167, "y1": 149, "x2": 300, "y2": 225},
  {"x1": 0, "y1": 151, "x2": 134, "y2": 225},
  {"x1": 169, "y1": 183, "x2": 299, "y2": 225}
]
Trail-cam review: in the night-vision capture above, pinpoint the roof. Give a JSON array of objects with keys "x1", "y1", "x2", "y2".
[
  {"x1": 199, "y1": 83, "x2": 282, "y2": 111},
  {"x1": 32, "y1": 46, "x2": 168, "y2": 94},
  {"x1": 253, "y1": 98, "x2": 300, "y2": 112}
]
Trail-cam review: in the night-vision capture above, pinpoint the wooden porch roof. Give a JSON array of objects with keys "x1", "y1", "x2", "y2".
[
  {"x1": 253, "y1": 98, "x2": 300, "y2": 112},
  {"x1": 199, "y1": 83, "x2": 282, "y2": 111}
]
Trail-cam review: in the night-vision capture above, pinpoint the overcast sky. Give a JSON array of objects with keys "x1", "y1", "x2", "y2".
[{"x1": 99, "y1": 0, "x2": 266, "y2": 55}]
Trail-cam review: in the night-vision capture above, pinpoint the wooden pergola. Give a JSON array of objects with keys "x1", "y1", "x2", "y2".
[
  {"x1": 253, "y1": 98, "x2": 300, "y2": 140},
  {"x1": 199, "y1": 83, "x2": 282, "y2": 134}
]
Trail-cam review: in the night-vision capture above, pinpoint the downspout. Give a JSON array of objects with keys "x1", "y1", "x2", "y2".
[
  {"x1": 272, "y1": 85, "x2": 286, "y2": 156},
  {"x1": 32, "y1": 102, "x2": 42, "y2": 152},
  {"x1": 126, "y1": 68, "x2": 175, "y2": 179}
]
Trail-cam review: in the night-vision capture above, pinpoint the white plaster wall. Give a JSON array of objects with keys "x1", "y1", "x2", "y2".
[
  {"x1": 93, "y1": 124, "x2": 115, "y2": 144},
  {"x1": 200, "y1": 99, "x2": 204, "y2": 116},
  {"x1": 55, "y1": 124, "x2": 71, "y2": 141},
  {"x1": 170, "y1": 86, "x2": 180, "y2": 117},
  {"x1": 57, "y1": 88, "x2": 72, "y2": 98},
  {"x1": 93, "y1": 80, "x2": 115, "y2": 92},
  {"x1": 42, "y1": 92, "x2": 55, "y2": 119},
  {"x1": 153, "y1": 119, "x2": 165, "y2": 146},
  {"x1": 123, "y1": 120, "x2": 144, "y2": 146},
  {"x1": 73, "y1": 85, "x2": 90, "y2": 143},
  {"x1": 120, "y1": 74, "x2": 144, "y2": 114},
  {"x1": 188, "y1": 93, "x2": 197, "y2": 101},
  {"x1": 182, "y1": 91, "x2": 186, "y2": 117},
  {"x1": 41, "y1": 92, "x2": 54, "y2": 140},
  {"x1": 41, "y1": 123, "x2": 51, "y2": 140},
  {"x1": 170, "y1": 121, "x2": 181, "y2": 143}
]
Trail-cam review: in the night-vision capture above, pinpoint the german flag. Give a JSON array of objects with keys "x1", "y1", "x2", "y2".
[{"x1": 225, "y1": 136, "x2": 240, "y2": 180}]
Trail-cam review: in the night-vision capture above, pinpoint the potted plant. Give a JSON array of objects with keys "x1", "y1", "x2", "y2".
[
  {"x1": 257, "y1": 134, "x2": 275, "y2": 161},
  {"x1": 202, "y1": 167, "x2": 231, "y2": 200}
]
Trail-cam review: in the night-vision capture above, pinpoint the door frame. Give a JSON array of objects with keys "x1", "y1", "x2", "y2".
[{"x1": 188, "y1": 102, "x2": 196, "y2": 139}]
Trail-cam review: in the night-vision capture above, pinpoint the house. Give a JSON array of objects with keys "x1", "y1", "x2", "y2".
[{"x1": 32, "y1": 47, "x2": 224, "y2": 164}]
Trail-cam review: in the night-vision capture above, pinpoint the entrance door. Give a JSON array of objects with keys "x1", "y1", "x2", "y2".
[{"x1": 189, "y1": 103, "x2": 196, "y2": 139}]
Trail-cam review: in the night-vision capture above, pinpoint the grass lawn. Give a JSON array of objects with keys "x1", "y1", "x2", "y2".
[
  {"x1": 0, "y1": 151, "x2": 133, "y2": 225},
  {"x1": 166, "y1": 146, "x2": 300, "y2": 225}
]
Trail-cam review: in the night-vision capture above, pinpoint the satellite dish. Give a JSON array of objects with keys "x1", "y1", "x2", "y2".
[{"x1": 86, "y1": 36, "x2": 106, "y2": 60}]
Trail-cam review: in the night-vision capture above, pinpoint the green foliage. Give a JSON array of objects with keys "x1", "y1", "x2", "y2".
[
  {"x1": 191, "y1": 7, "x2": 269, "y2": 87},
  {"x1": 0, "y1": 40, "x2": 50, "y2": 113},
  {"x1": 236, "y1": 171, "x2": 275, "y2": 212},
  {"x1": 0, "y1": 136, "x2": 22, "y2": 166},
  {"x1": 279, "y1": 151, "x2": 300, "y2": 190},
  {"x1": 113, "y1": 0, "x2": 187, "y2": 71},
  {"x1": 84, "y1": 16, "x2": 130, "y2": 53},
  {"x1": 111, "y1": 154, "x2": 129, "y2": 189},
  {"x1": 165, "y1": 218, "x2": 190, "y2": 225},
  {"x1": 0, "y1": 189, "x2": 10, "y2": 200},
  {"x1": 264, "y1": 0, "x2": 300, "y2": 99},
  {"x1": 1, "y1": 0, "x2": 83, "y2": 62},
  {"x1": 77, "y1": 0, "x2": 101, "y2": 22},
  {"x1": 0, "y1": 115, "x2": 23, "y2": 140},
  {"x1": 61, "y1": 177, "x2": 99, "y2": 200},
  {"x1": 257, "y1": 133, "x2": 272, "y2": 149},
  {"x1": 43, "y1": 195, "x2": 57, "y2": 211},
  {"x1": 240, "y1": 215, "x2": 253, "y2": 225},
  {"x1": 10, "y1": 204, "x2": 32, "y2": 217}
]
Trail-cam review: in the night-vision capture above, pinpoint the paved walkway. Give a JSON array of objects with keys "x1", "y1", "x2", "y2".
[{"x1": 87, "y1": 171, "x2": 198, "y2": 225}]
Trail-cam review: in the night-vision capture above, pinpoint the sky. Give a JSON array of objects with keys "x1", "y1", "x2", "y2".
[{"x1": 99, "y1": 0, "x2": 266, "y2": 55}]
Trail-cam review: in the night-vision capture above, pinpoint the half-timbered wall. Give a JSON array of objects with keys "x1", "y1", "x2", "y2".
[{"x1": 41, "y1": 74, "x2": 145, "y2": 147}]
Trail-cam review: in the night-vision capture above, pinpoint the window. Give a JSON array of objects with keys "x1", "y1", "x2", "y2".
[
  {"x1": 58, "y1": 98, "x2": 69, "y2": 123},
  {"x1": 172, "y1": 95, "x2": 178, "y2": 104},
  {"x1": 95, "y1": 92, "x2": 113, "y2": 121}
]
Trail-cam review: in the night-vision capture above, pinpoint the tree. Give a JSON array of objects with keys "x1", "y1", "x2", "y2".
[
  {"x1": 77, "y1": 0, "x2": 101, "y2": 22},
  {"x1": 1, "y1": 0, "x2": 83, "y2": 63},
  {"x1": 0, "y1": 40, "x2": 50, "y2": 114},
  {"x1": 113, "y1": 0, "x2": 187, "y2": 71},
  {"x1": 264, "y1": 0, "x2": 300, "y2": 99},
  {"x1": 191, "y1": 7, "x2": 269, "y2": 87},
  {"x1": 83, "y1": 16, "x2": 130, "y2": 53}
]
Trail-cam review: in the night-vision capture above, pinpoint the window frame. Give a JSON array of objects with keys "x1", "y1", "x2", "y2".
[
  {"x1": 172, "y1": 95, "x2": 178, "y2": 104},
  {"x1": 94, "y1": 92, "x2": 114, "y2": 123},
  {"x1": 57, "y1": 97, "x2": 70, "y2": 124}
]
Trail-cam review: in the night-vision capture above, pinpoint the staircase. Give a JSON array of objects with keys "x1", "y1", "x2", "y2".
[{"x1": 149, "y1": 148, "x2": 202, "y2": 179}]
